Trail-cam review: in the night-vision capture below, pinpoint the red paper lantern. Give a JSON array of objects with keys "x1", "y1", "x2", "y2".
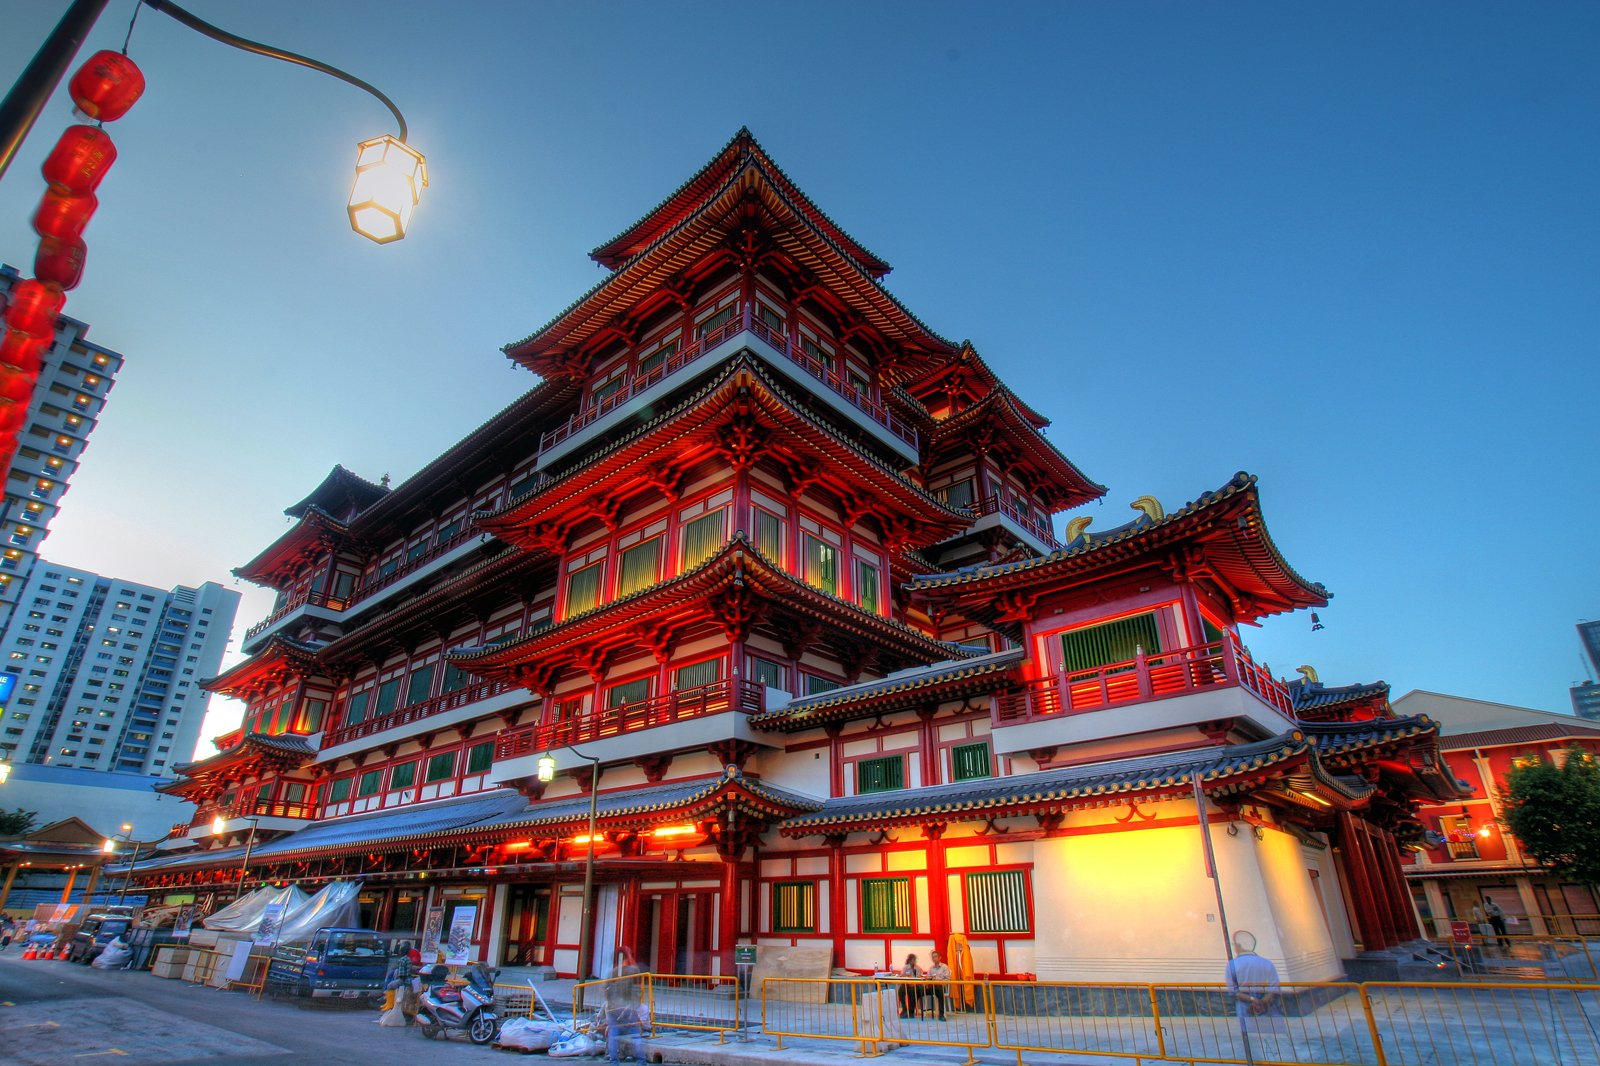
[
  {"x1": 1, "y1": 280, "x2": 65, "y2": 337},
  {"x1": 68, "y1": 51, "x2": 145, "y2": 123},
  {"x1": 0, "y1": 400, "x2": 29, "y2": 435},
  {"x1": 0, "y1": 330, "x2": 50, "y2": 375},
  {"x1": 35, "y1": 237, "x2": 87, "y2": 291},
  {"x1": 33, "y1": 187, "x2": 98, "y2": 243},
  {"x1": 41, "y1": 125, "x2": 117, "y2": 195},
  {"x1": 0, "y1": 369, "x2": 34, "y2": 407}
]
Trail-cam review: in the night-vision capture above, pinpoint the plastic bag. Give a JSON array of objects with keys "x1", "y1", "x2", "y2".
[
  {"x1": 496, "y1": 1017, "x2": 565, "y2": 1051},
  {"x1": 92, "y1": 937, "x2": 131, "y2": 969},
  {"x1": 547, "y1": 1031, "x2": 602, "y2": 1058}
]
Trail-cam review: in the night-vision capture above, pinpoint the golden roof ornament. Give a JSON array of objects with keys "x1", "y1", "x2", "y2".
[
  {"x1": 1296, "y1": 664, "x2": 1319, "y2": 684},
  {"x1": 1064, "y1": 515, "x2": 1093, "y2": 545},
  {"x1": 1130, "y1": 495, "x2": 1164, "y2": 522}
]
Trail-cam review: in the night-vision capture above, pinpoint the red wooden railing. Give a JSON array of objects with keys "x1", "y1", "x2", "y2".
[
  {"x1": 184, "y1": 798, "x2": 318, "y2": 835},
  {"x1": 538, "y1": 309, "x2": 919, "y2": 454},
  {"x1": 243, "y1": 588, "x2": 352, "y2": 643},
  {"x1": 323, "y1": 679, "x2": 517, "y2": 747},
  {"x1": 495, "y1": 679, "x2": 765, "y2": 761},
  {"x1": 967, "y1": 494, "x2": 1061, "y2": 549},
  {"x1": 994, "y1": 638, "x2": 1294, "y2": 723}
]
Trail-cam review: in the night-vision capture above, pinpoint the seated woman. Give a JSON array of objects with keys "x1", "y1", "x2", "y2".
[{"x1": 895, "y1": 954, "x2": 924, "y2": 1018}]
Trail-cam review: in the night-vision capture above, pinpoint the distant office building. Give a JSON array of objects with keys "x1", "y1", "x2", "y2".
[
  {"x1": 0, "y1": 561, "x2": 239, "y2": 776},
  {"x1": 1573, "y1": 620, "x2": 1600, "y2": 720},
  {"x1": 0, "y1": 265, "x2": 123, "y2": 632}
]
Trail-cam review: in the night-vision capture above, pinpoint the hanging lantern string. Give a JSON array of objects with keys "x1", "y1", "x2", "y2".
[
  {"x1": 141, "y1": 0, "x2": 410, "y2": 143},
  {"x1": 121, "y1": 1, "x2": 143, "y2": 56}
]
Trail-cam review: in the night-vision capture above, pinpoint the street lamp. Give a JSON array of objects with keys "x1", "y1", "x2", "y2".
[
  {"x1": 0, "y1": 760, "x2": 10, "y2": 784},
  {"x1": 538, "y1": 746, "x2": 601, "y2": 1007},
  {"x1": 213, "y1": 813, "x2": 261, "y2": 901},
  {"x1": 0, "y1": 0, "x2": 428, "y2": 243},
  {"x1": 102, "y1": 822, "x2": 136, "y2": 907}
]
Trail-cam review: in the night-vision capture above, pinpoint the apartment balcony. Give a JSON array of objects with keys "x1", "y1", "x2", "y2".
[
  {"x1": 241, "y1": 588, "x2": 350, "y2": 651},
  {"x1": 492, "y1": 679, "x2": 767, "y2": 781},
  {"x1": 966, "y1": 494, "x2": 1061, "y2": 554},
  {"x1": 990, "y1": 637, "x2": 1297, "y2": 755},
  {"x1": 317, "y1": 679, "x2": 529, "y2": 764},
  {"x1": 535, "y1": 309, "x2": 920, "y2": 470}
]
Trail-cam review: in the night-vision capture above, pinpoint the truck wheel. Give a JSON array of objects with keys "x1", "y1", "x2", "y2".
[{"x1": 468, "y1": 1012, "x2": 498, "y2": 1045}]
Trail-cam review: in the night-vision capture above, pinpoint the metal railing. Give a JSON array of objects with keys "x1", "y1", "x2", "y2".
[
  {"x1": 242, "y1": 588, "x2": 351, "y2": 643},
  {"x1": 754, "y1": 976, "x2": 1600, "y2": 1066},
  {"x1": 537, "y1": 308, "x2": 919, "y2": 455},
  {"x1": 572, "y1": 973, "x2": 743, "y2": 1043},
  {"x1": 347, "y1": 525, "x2": 482, "y2": 606},
  {"x1": 966, "y1": 494, "x2": 1061, "y2": 549},
  {"x1": 495, "y1": 679, "x2": 765, "y2": 761},
  {"x1": 995, "y1": 637, "x2": 1294, "y2": 723},
  {"x1": 323, "y1": 679, "x2": 517, "y2": 747}
]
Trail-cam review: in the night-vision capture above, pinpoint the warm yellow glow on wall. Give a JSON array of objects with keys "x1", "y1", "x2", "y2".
[{"x1": 651, "y1": 824, "x2": 699, "y2": 838}]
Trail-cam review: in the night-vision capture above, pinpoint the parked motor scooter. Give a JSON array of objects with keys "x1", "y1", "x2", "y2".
[{"x1": 415, "y1": 962, "x2": 501, "y2": 1044}]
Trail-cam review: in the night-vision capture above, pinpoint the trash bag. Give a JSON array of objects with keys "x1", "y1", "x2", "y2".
[
  {"x1": 495, "y1": 1017, "x2": 565, "y2": 1051},
  {"x1": 92, "y1": 936, "x2": 131, "y2": 970},
  {"x1": 547, "y1": 1030, "x2": 603, "y2": 1057}
]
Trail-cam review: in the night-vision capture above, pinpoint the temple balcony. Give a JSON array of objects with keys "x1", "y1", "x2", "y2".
[
  {"x1": 345, "y1": 525, "x2": 490, "y2": 613},
  {"x1": 240, "y1": 589, "x2": 350, "y2": 652},
  {"x1": 965, "y1": 493, "x2": 1061, "y2": 554},
  {"x1": 990, "y1": 637, "x2": 1297, "y2": 755},
  {"x1": 535, "y1": 309, "x2": 920, "y2": 471},
  {"x1": 182, "y1": 798, "x2": 318, "y2": 841},
  {"x1": 318, "y1": 679, "x2": 525, "y2": 764},
  {"x1": 491, "y1": 678, "x2": 768, "y2": 782}
]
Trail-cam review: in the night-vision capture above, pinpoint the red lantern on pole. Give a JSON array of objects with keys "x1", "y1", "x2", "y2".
[
  {"x1": 35, "y1": 237, "x2": 87, "y2": 292},
  {"x1": 41, "y1": 126, "x2": 117, "y2": 196},
  {"x1": 0, "y1": 330, "x2": 51, "y2": 375},
  {"x1": 1, "y1": 280, "x2": 64, "y2": 337},
  {"x1": 0, "y1": 370, "x2": 34, "y2": 407},
  {"x1": 33, "y1": 188, "x2": 98, "y2": 244},
  {"x1": 0, "y1": 400, "x2": 29, "y2": 435},
  {"x1": 68, "y1": 51, "x2": 146, "y2": 123}
]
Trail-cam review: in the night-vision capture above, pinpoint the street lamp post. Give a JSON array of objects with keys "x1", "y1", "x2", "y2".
[
  {"x1": 101, "y1": 822, "x2": 136, "y2": 907},
  {"x1": 213, "y1": 813, "x2": 261, "y2": 901},
  {"x1": 537, "y1": 746, "x2": 601, "y2": 1009}
]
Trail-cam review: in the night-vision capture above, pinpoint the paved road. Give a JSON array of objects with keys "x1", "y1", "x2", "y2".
[{"x1": 0, "y1": 952, "x2": 506, "y2": 1065}]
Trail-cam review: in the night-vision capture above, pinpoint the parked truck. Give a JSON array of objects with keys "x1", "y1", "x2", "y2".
[{"x1": 264, "y1": 927, "x2": 393, "y2": 1002}]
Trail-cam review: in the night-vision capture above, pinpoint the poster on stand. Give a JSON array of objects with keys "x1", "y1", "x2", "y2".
[
  {"x1": 421, "y1": 905, "x2": 445, "y2": 961},
  {"x1": 254, "y1": 901, "x2": 285, "y2": 946},
  {"x1": 443, "y1": 905, "x2": 477, "y2": 965},
  {"x1": 173, "y1": 905, "x2": 195, "y2": 939}
]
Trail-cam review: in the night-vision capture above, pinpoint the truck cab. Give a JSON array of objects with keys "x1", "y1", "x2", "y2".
[{"x1": 264, "y1": 927, "x2": 391, "y2": 1000}]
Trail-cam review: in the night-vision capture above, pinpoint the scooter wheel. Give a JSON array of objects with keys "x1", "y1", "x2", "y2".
[{"x1": 468, "y1": 1012, "x2": 498, "y2": 1045}]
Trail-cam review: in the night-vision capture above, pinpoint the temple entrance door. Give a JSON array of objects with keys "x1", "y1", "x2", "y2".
[
  {"x1": 504, "y1": 885, "x2": 551, "y2": 966},
  {"x1": 639, "y1": 889, "x2": 714, "y2": 978}
]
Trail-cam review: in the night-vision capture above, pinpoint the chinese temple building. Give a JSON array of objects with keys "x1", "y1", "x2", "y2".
[{"x1": 130, "y1": 131, "x2": 1467, "y2": 982}]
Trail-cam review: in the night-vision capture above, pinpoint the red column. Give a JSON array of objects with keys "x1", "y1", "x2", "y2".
[
  {"x1": 718, "y1": 854, "x2": 740, "y2": 976},
  {"x1": 826, "y1": 835, "x2": 847, "y2": 968},
  {"x1": 1357, "y1": 823, "x2": 1399, "y2": 948},
  {"x1": 918, "y1": 708, "x2": 939, "y2": 787},
  {"x1": 477, "y1": 881, "x2": 498, "y2": 963},
  {"x1": 621, "y1": 877, "x2": 642, "y2": 957},
  {"x1": 1374, "y1": 830, "x2": 1420, "y2": 940},
  {"x1": 924, "y1": 825, "x2": 950, "y2": 949},
  {"x1": 1337, "y1": 812, "x2": 1382, "y2": 950}
]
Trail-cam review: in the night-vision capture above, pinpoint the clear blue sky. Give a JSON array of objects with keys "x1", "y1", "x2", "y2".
[{"x1": 1, "y1": 1, "x2": 1596, "y2": 755}]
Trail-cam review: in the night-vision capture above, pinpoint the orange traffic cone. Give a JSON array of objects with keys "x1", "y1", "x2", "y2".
[
  {"x1": 57, "y1": 946, "x2": 72, "y2": 960},
  {"x1": 21, "y1": 943, "x2": 36, "y2": 960}
]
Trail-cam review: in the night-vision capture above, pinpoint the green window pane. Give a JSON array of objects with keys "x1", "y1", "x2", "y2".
[
  {"x1": 674, "y1": 659, "x2": 719, "y2": 690},
  {"x1": 390, "y1": 760, "x2": 417, "y2": 790},
  {"x1": 681, "y1": 511, "x2": 725, "y2": 569},
  {"x1": 965, "y1": 870, "x2": 1030, "y2": 933},
  {"x1": 405, "y1": 665, "x2": 436, "y2": 707},
  {"x1": 951, "y1": 741, "x2": 991, "y2": 782},
  {"x1": 1202, "y1": 616, "x2": 1225, "y2": 643},
  {"x1": 607, "y1": 679, "x2": 650, "y2": 707},
  {"x1": 855, "y1": 755, "x2": 904, "y2": 794},
  {"x1": 805, "y1": 675, "x2": 840, "y2": 696},
  {"x1": 699, "y1": 306, "x2": 735, "y2": 336},
  {"x1": 855, "y1": 560, "x2": 880, "y2": 614},
  {"x1": 356, "y1": 769, "x2": 382, "y2": 797},
  {"x1": 805, "y1": 536, "x2": 838, "y2": 594},
  {"x1": 374, "y1": 678, "x2": 401, "y2": 717},
  {"x1": 406, "y1": 541, "x2": 428, "y2": 563},
  {"x1": 755, "y1": 510, "x2": 784, "y2": 564},
  {"x1": 441, "y1": 664, "x2": 472, "y2": 693},
  {"x1": 1060, "y1": 612, "x2": 1162, "y2": 673},
  {"x1": 328, "y1": 777, "x2": 351, "y2": 803},
  {"x1": 565, "y1": 563, "x2": 602, "y2": 618},
  {"x1": 638, "y1": 343, "x2": 675, "y2": 382},
  {"x1": 941, "y1": 480, "x2": 975, "y2": 510},
  {"x1": 772, "y1": 881, "x2": 816, "y2": 933},
  {"x1": 617, "y1": 538, "x2": 662, "y2": 597},
  {"x1": 861, "y1": 878, "x2": 911, "y2": 934},
  {"x1": 750, "y1": 657, "x2": 784, "y2": 689},
  {"x1": 425, "y1": 751, "x2": 457, "y2": 782},
  {"x1": 344, "y1": 691, "x2": 371, "y2": 727},
  {"x1": 466, "y1": 741, "x2": 493, "y2": 774}
]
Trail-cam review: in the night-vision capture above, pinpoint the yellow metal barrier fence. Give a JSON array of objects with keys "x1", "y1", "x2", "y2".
[
  {"x1": 1362, "y1": 981, "x2": 1600, "y2": 1066},
  {"x1": 1435, "y1": 933, "x2": 1599, "y2": 982},
  {"x1": 572, "y1": 973, "x2": 744, "y2": 1043},
  {"x1": 761, "y1": 977, "x2": 887, "y2": 1057}
]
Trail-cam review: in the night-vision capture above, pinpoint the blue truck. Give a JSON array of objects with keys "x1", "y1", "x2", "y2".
[{"x1": 263, "y1": 927, "x2": 394, "y2": 1002}]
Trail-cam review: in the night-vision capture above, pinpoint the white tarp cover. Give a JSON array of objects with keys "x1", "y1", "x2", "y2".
[
  {"x1": 274, "y1": 882, "x2": 362, "y2": 946},
  {"x1": 202, "y1": 885, "x2": 310, "y2": 933}
]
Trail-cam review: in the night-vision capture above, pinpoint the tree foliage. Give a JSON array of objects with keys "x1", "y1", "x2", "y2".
[
  {"x1": 0, "y1": 807, "x2": 37, "y2": 837},
  {"x1": 1501, "y1": 749, "x2": 1600, "y2": 886}
]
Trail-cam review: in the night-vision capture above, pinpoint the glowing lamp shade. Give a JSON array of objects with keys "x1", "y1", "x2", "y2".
[
  {"x1": 35, "y1": 236, "x2": 87, "y2": 291},
  {"x1": 101, "y1": 838, "x2": 116, "y2": 853},
  {"x1": 212, "y1": 815, "x2": 226, "y2": 835},
  {"x1": 33, "y1": 188, "x2": 98, "y2": 243},
  {"x1": 0, "y1": 330, "x2": 50, "y2": 375},
  {"x1": 536, "y1": 753, "x2": 556, "y2": 783},
  {"x1": 0, "y1": 760, "x2": 9, "y2": 783},
  {"x1": 41, "y1": 126, "x2": 116, "y2": 195},
  {"x1": 68, "y1": 51, "x2": 146, "y2": 123},
  {"x1": 348, "y1": 136, "x2": 427, "y2": 244},
  {"x1": 0, "y1": 369, "x2": 34, "y2": 406}
]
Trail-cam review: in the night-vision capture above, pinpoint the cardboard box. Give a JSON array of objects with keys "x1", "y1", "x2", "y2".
[{"x1": 188, "y1": 929, "x2": 219, "y2": 949}]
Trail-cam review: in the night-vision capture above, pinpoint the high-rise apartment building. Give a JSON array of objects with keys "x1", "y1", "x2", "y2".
[
  {"x1": 0, "y1": 561, "x2": 239, "y2": 776},
  {"x1": 0, "y1": 265, "x2": 123, "y2": 632},
  {"x1": 1572, "y1": 620, "x2": 1600, "y2": 720}
]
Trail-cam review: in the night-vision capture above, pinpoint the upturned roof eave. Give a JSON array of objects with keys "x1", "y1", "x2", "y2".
[
  {"x1": 928, "y1": 390, "x2": 1106, "y2": 508},
  {"x1": 231, "y1": 507, "x2": 348, "y2": 588}
]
